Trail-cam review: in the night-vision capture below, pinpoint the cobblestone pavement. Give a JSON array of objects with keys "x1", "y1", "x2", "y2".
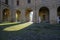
[{"x1": 0, "y1": 23, "x2": 60, "y2": 40}]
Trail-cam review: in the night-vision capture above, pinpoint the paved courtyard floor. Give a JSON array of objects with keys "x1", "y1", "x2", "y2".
[{"x1": 0, "y1": 22, "x2": 60, "y2": 40}]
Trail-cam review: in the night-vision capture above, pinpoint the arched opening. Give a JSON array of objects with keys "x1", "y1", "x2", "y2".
[
  {"x1": 39, "y1": 7, "x2": 49, "y2": 23},
  {"x1": 16, "y1": 10, "x2": 21, "y2": 22},
  {"x1": 5, "y1": 0, "x2": 8, "y2": 5},
  {"x1": 25, "y1": 8, "x2": 33, "y2": 22},
  {"x1": 2, "y1": 8, "x2": 10, "y2": 22},
  {"x1": 57, "y1": 7, "x2": 60, "y2": 23}
]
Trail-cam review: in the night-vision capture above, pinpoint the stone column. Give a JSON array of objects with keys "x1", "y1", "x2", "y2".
[
  {"x1": 49, "y1": 8, "x2": 57, "y2": 24},
  {"x1": 33, "y1": 9, "x2": 39, "y2": 23},
  {"x1": 10, "y1": 9, "x2": 16, "y2": 22},
  {"x1": 0, "y1": 7, "x2": 2, "y2": 22},
  {"x1": 21, "y1": 9, "x2": 25, "y2": 23},
  {"x1": 19, "y1": 12, "x2": 21, "y2": 22},
  {"x1": 8, "y1": 10, "x2": 12, "y2": 22}
]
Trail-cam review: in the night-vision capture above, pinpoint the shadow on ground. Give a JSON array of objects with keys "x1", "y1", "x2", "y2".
[{"x1": 0, "y1": 23, "x2": 60, "y2": 40}]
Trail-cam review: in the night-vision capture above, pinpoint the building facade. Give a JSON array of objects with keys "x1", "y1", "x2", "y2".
[{"x1": 0, "y1": 0, "x2": 60, "y2": 24}]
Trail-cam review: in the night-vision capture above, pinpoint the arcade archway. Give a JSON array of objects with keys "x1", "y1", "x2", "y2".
[
  {"x1": 39, "y1": 7, "x2": 49, "y2": 23},
  {"x1": 16, "y1": 10, "x2": 21, "y2": 22},
  {"x1": 57, "y1": 7, "x2": 60, "y2": 23},
  {"x1": 2, "y1": 8, "x2": 10, "y2": 22},
  {"x1": 25, "y1": 8, "x2": 33, "y2": 22}
]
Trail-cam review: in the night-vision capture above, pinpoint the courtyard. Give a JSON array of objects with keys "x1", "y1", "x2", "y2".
[{"x1": 0, "y1": 22, "x2": 60, "y2": 40}]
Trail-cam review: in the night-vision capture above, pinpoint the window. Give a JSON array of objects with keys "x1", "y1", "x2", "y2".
[
  {"x1": 5, "y1": 0, "x2": 8, "y2": 5},
  {"x1": 17, "y1": 0, "x2": 19, "y2": 6},
  {"x1": 28, "y1": 0, "x2": 31, "y2": 4}
]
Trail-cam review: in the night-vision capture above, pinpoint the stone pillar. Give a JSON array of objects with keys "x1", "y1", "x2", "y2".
[
  {"x1": 8, "y1": 10, "x2": 12, "y2": 22},
  {"x1": 49, "y1": 8, "x2": 57, "y2": 24},
  {"x1": 10, "y1": 9, "x2": 16, "y2": 22},
  {"x1": 33, "y1": 9, "x2": 39, "y2": 23},
  {"x1": 21, "y1": 9, "x2": 25, "y2": 23},
  {"x1": 0, "y1": 7, "x2": 2, "y2": 22},
  {"x1": 19, "y1": 13, "x2": 21, "y2": 22}
]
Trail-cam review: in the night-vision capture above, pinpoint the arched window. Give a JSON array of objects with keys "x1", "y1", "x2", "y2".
[
  {"x1": 27, "y1": 0, "x2": 31, "y2": 4},
  {"x1": 17, "y1": 0, "x2": 19, "y2": 6},
  {"x1": 5, "y1": 0, "x2": 8, "y2": 5}
]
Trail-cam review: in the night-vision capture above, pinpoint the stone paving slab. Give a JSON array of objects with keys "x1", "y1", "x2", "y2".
[{"x1": 0, "y1": 23, "x2": 60, "y2": 40}]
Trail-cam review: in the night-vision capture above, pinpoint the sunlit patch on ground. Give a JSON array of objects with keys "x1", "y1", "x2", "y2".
[
  {"x1": 0, "y1": 22, "x2": 60, "y2": 40},
  {"x1": 3, "y1": 22, "x2": 33, "y2": 31},
  {"x1": 0, "y1": 22, "x2": 19, "y2": 26}
]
